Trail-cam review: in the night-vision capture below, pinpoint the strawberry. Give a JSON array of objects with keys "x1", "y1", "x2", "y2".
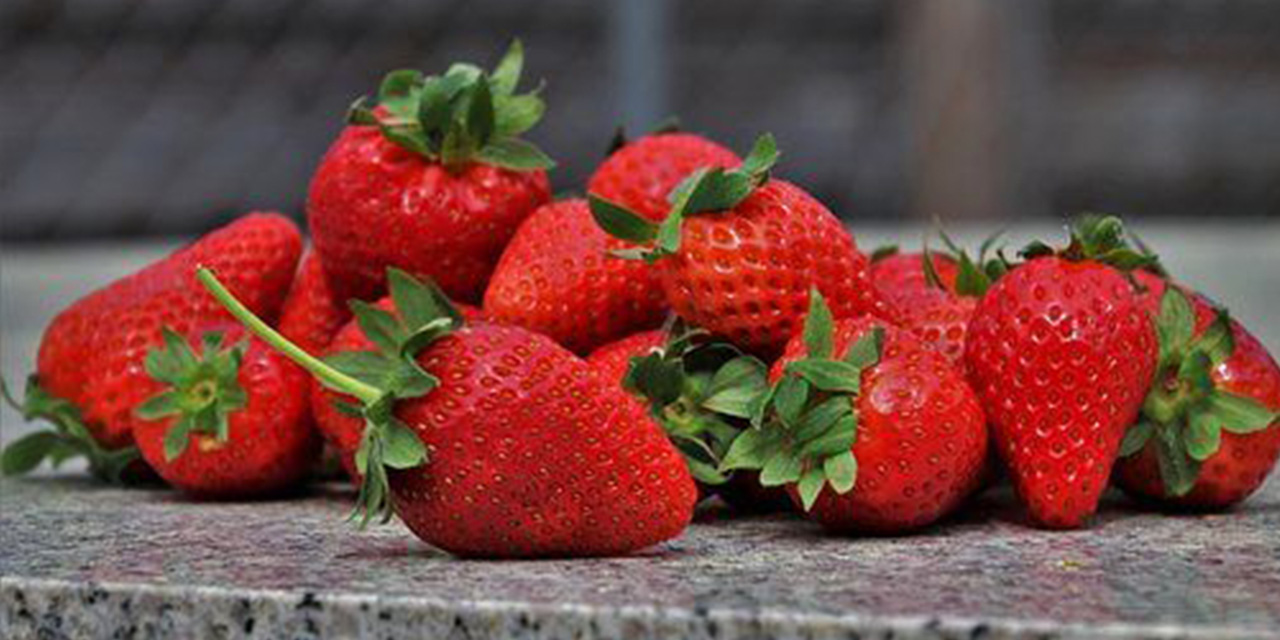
[
  {"x1": 200, "y1": 267, "x2": 697, "y2": 558},
  {"x1": 483, "y1": 199, "x2": 668, "y2": 354},
  {"x1": 721, "y1": 292, "x2": 988, "y2": 533},
  {"x1": 588, "y1": 131, "x2": 741, "y2": 222},
  {"x1": 965, "y1": 216, "x2": 1158, "y2": 528},
  {"x1": 587, "y1": 324, "x2": 792, "y2": 512},
  {"x1": 591, "y1": 135, "x2": 887, "y2": 358},
  {"x1": 1, "y1": 213, "x2": 301, "y2": 481},
  {"x1": 1113, "y1": 275, "x2": 1280, "y2": 509},
  {"x1": 308, "y1": 41, "x2": 553, "y2": 304},
  {"x1": 311, "y1": 297, "x2": 485, "y2": 481},
  {"x1": 871, "y1": 235, "x2": 1011, "y2": 365},
  {"x1": 129, "y1": 326, "x2": 318, "y2": 497},
  {"x1": 279, "y1": 251, "x2": 351, "y2": 356}
]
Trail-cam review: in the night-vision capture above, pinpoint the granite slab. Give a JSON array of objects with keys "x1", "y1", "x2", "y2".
[
  {"x1": 2, "y1": 223, "x2": 1280, "y2": 639},
  {"x1": 1, "y1": 476, "x2": 1278, "y2": 640}
]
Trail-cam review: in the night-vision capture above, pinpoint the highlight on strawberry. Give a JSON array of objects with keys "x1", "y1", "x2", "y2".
[{"x1": 198, "y1": 266, "x2": 698, "y2": 558}]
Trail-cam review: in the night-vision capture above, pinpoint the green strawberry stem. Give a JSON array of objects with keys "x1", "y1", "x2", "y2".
[{"x1": 196, "y1": 267, "x2": 380, "y2": 404}]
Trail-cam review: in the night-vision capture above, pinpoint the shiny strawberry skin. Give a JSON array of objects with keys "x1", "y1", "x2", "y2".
[
  {"x1": 36, "y1": 213, "x2": 302, "y2": 450},
  {"x1": 772, "y1": 317, "x2": 988, "y2": 533},
  {"x1": 308, "y1": 125, "x2": 551, "y2": 304},
  {"x1": 872, "y1": 253, "x2": 973, "y2": 366},
  {"x1": 588, "y1": 133, "x2": 741, "y2": 222},
  {"x1": 131, "y1": 326, "x2": 319, "y2": 497},
  {"x1": 319, "y1": 321, "x2": 697, "y2": 558},
  {"x1": 484, "y1": 200, "x2": 668, "y2": 354},
  {"x1": 1115, "y1": 275, "x2": 1280, "y2": 508},
  {"x1": 660, "y1": 180, "x2": 885, "y2": 357},
  {"x1": 965, "y1": 256, "x2": 1157, "y2": 528},
  {"x1": 278, "y1": 251, "x2": 351, "y2": 356}
]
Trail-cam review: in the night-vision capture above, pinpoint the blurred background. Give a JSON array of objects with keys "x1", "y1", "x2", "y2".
[{"x1": 2, "y1": 0, "x2": 1277, "y2": 241}]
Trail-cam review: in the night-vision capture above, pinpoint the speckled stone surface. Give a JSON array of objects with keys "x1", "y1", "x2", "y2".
[{"x1": 2, "y1": 475, "x2": 1278, "y2": 640}]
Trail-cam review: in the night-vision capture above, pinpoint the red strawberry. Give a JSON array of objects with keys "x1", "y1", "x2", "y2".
[
  {"x1": 871, "y1": 236, "x2": 1011, "y2": 366},
  {"x1": 129, "y1": 325, "x2": 318, "y2": 497},
  {"x1": 722, "y1": 292, "x2": 988, "y2": 533},
  {"x1": 591, "y1": 134, "x2": 888, "y2": 358},
  {"x1": 308, "y1": 42, "x2": 553, "y2": 304},
  {"x1": 588, "y1": 131, "x2": 741, "y2": 222},
  {"x1": 588, "y1": 325, "x2": 792, "y2": 512},
  {"x1": 965, "y1": 216, "x2": 1158, "y2": 528},
  {"x1": 483, "y1": 199, "x2": 667, "y2": 354},
  {"x1": 201, "y1": 267, "x2": 697, "y2": 558},
  {"x1": 279, "y1": 251, "x2": 351, "y2": 356},
  {"x1": 311, "y1": 297, "x2": 484, "y2": 481},
  {"x1": 1, "y1": 213, "x2": 301, "y2": 481},
  {"x1": 1113, "y1": 274, "x2": 1280, "y2": 509}
]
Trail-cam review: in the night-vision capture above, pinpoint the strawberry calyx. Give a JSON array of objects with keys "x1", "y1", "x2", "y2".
[
  {"x1": 199, "y1": 267, "x2": 460, "y2": 526},
  {"x1": 718, "y1": 290, "x2": 884, "y2": 510},
  {"x1": 925, "y1": 229, "x2": 1010, "y2": 298},
  {"x1": 1119, "y1": 286, "x2": 1279, "y2": 496},
  {"x1": 589, "y1": 133, "x2": 779, "y2": 262},
  {"x1": 135, "y1": 328, "x2": 248, "y2": 462},
  {"x1": 347, "y1": 40, "x2": 554, "y2": 173},
  {"x1": 1020, "y1": 213, "x2": 1160, "y2": 273},
  {"x1": 623, "y1": 318, "x2": 769, "y2": 485},
  {"x1": 0, "y1": 376, "x2": 141, "y2": 483}
]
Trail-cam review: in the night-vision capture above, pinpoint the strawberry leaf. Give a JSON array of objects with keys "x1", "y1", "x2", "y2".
[
  {"x1": 796, "y1": 466, "x2": 825, "y2": 510},
  {"x1": 1190, "y1": 309, "x2": 1234, "y2": 367},
  {"x1": 772, "y1": 375, "x2": 810, "y2": 428},
  {"x1": 0, "y1": 431, "x2": 61, "y2": 476},
  {"x1": 1118, "y1": 420, "x2": 1156, "y2": 457},
  {"x1": 588, "y1": 195, "x2": 659, "y2": 244},
  {"x1": 759, "y1": 449, "x2": 804, "y2": 486},
  {"x1": 786, "y1": 360, "x2": 862, "y2": 394},
  {"x1": 1185, "y1": 410, "x2": 1221, "y2": 462},
  {"x1": 802, "y1": 289, "x2": 835, "y2": 359},
  {"x1": 1156, "y1": 287, "x2": 1196, "y2": 368},
  {"x1": 700, "y1": 356, "x2": 768, "y2": 418},
  {"x1": 823, "y1": 450, "x2": 858, "y2": 494},
  {"x1": 1206, "y1": 391, "x2": 1278, "y2": 435},
  {"x1": 1156, "y1": 426, "x2": 1200, "y2": 497}
]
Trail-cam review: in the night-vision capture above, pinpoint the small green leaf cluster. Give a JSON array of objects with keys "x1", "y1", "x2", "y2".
[
  {"x1": 719, "y1": 290, "x2": 883, "y2": 510},
  {"x1": 1024, "y1": 214, "x2": 1161, "y2": 273},
  {"x1": 135, "y1": 328, "x2": 248, "y2": 461},
  {"x1": 623, "y1": 320, "x2": 768, "y2": 485},
  {"x1": 589, "y1": 134, "x2": 779, "y2": 262},
  {"x1": 1120, "y1": 286, "x2": 1279, "y2": 495},
  {"x1": 0, "y1": 376, "x2": 139, "y2": 482},
  {"x1": 322, "y1": 269, "x2": 466, "y2": 525},
  {"x1": 348, "y1": 40, "x2": 553, "y2": 172},
  {"x1": 926, "y1": 230, "x2": 1010, "y2": 298}
]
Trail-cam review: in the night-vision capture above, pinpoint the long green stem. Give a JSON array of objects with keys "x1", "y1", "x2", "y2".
[{"x1": 196, "y1": 267, "x2": 382, "y2": 404}]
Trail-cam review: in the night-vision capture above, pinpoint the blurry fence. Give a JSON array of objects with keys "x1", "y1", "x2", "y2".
[{"x1": 1, "y1": 0, "x2": 1277, "y2": 241}]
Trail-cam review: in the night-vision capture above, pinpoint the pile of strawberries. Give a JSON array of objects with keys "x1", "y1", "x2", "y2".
[{"x1": 4, "y1": 43, "x2": 1278, "y2": 559}]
